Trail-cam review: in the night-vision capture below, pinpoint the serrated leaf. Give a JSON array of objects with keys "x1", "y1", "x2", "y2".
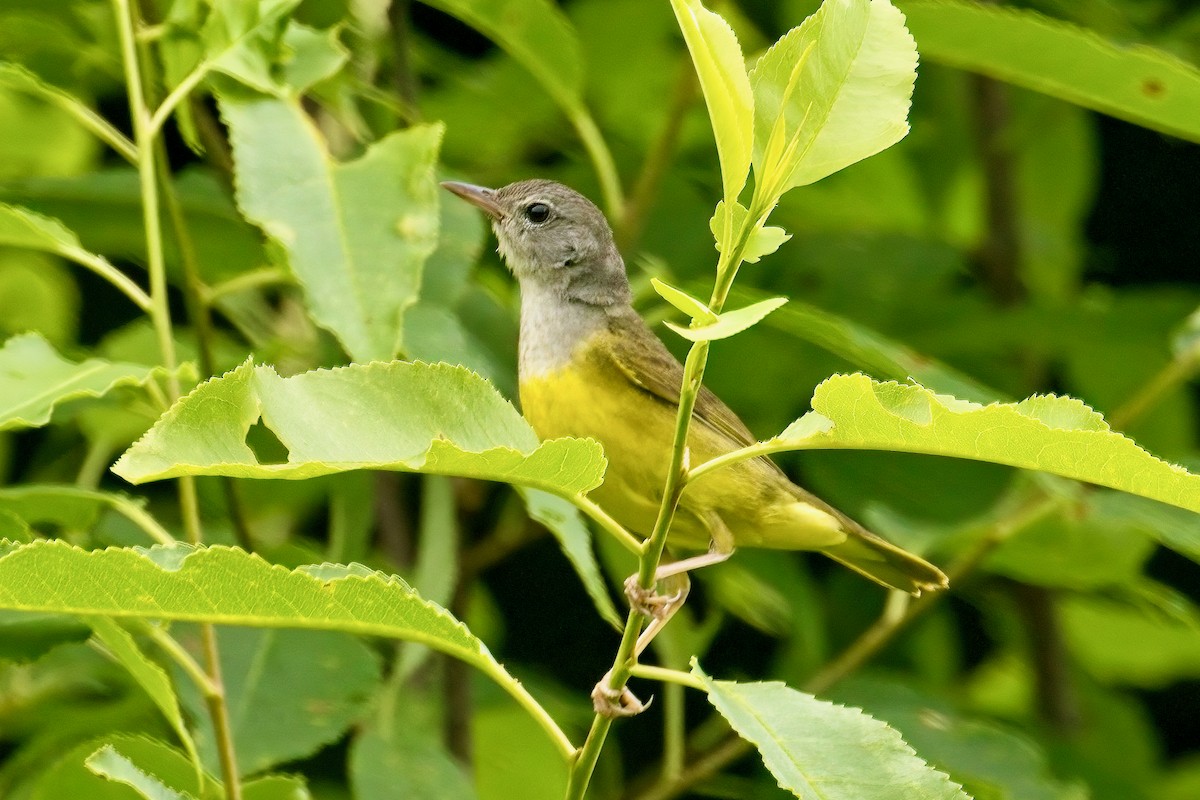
[
  {"x1": 519, "y1": 488, "x2": 621, "y2": 628},
  {"x1": 280, "y1": 22, "x2": 349, "y2": 93},
  {"x1": 754, "y1": 374, "x2": 1200, "y2": 516},
  {"x1": 0, "y1": 202, "x2": 108, "y2": 260},
  {"x1": 220, "y1": 94, "x2": 442, "y2": 362},
  {"x1": 202, "y1": 0, "x2": 304, "y2": 95},
  {"x1": 30, "y1": 735, "x2": 218, "y2": 800},
  {"x1": 85, "y1": 745, "x2": 195, "y2": 800},
  {"x1": 709, "y1": 200, "x2": 791, "y2": 263},
  {"x1": 112, "y1": 361, "x2": 606, "y2": 497},
  {"x1": 651, "y1": 277, "x2": 717, "y2": 323},
  {"x1": 0, "y1": 540, "x2": 563, "y2": 750},
  {"x1": 751, "y1": 0, "x2": 916, "y2": 192},
  {"x1": 897, "y1": 0, "x2": 1200, "y2": 144},
  {"x1": 0, "y1": 62, "x2": 131, "y2": 159},
  {"x1": 175, "y1": 627, "x2": 379, "y2": 775},
  {"x1": 424, "y1": 0, "x2": 583, "y2": 110},
  {"x1": 0, "y1": 333, "x2": 165, "y2": 431},
  {"x1": 669, "y1": 0, "x2": 754, "y2": 203},
  {"x1": 0, "y1": 485, "x2": 172, "y2": 543},
  {"x1": 666, "y1": 297, "x2": 788, "y2": 342},
  {"x1": 695, "y1": 665, "x2": 969, "y2": 799},
  {"x1": 89, "y1": 618, "x2": 202, "y2": 779}
]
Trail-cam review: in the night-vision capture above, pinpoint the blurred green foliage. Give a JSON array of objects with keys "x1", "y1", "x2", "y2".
[{"x1": 0, "y1": 0, "x2": 1199, "y2": 798}]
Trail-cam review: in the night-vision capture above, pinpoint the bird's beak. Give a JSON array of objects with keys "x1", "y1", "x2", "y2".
[{"x1": 441, "y1": 181, "x2": 505, "y2": 220}]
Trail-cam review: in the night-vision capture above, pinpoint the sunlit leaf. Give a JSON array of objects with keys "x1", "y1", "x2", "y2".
[
  {"x1": 665, "y1": 297, "x2": 788, "y2": 342},
  {"x1": 85, "y1": 745, "x2": 194, "y2": 800},
  {"x1": 652, "y1": 277, "x2": 717, "y2": 323},
  {"x1": 0, "y1": 541, "x2": 532, "y2": 727},
  {"x1": 898, "y1": 0, "x2": 1200, "y2": 144},
  {"x1": 696, "y1": 665, "x2": 969, "y2": 799},
  {"x1": 0, "y1": 485, "x2": 171, "y2": 543},
  {"x1": 709, "y1": 200, "x2": 791, "y2": 263},
  {"x1": 30, "y1": 736, "x2": 218, "y2": 800},
  {"x1": 89, "y1": 618, "x2": 202, "y2": 777},
  {"x1": 279, "y1": 22, "x2": 348, "y2": 93},
  {"x1": 220, "y1": 94, "x2": 442, "y2": 362},
  {"x1": 0, "y1": 333, "x2": 164, "y2": 431},
  {"x1": 748, "y1": 374, "x2": 1200, "y2": 516},
  {"x1": 751, "y1": 0, "x2": 916, "y2": 192},
  {"x1": 112, "y1": 361, "x2": 606, "y2": 498},
  {"x1": 669, "y1": 0, "x2": 754, "y2": 204}
]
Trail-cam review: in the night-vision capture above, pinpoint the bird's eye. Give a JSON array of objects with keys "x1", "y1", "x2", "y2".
[{"x1": 524, "y1": 202, "x2": 551, "y2": 224}]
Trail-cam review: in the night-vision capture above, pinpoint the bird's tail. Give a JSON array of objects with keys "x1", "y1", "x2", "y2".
[{"x1": 821, "y1": 529, "x2": 948, "y2": 596}]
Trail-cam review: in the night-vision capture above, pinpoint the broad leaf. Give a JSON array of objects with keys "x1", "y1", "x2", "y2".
[
  {"x1": 665, "y1": 297, "x2": 788, "y2": 342},
  {"x1": 425, "y1": 0, "x2": 583, "y2": 110},
  {"x1": 89, "y1": 618, "x2": 202, "y2": 777},
  {"x1": 0, "y1": 541, "x2": 565, "y2": 753},
  {"x1": 898, "y1": 0, "x2": 1200, "y2": 144},
  {"x1": 174, "y1": 627, "x2": 379, "y2": 775},
  {"x1": 31, "y1": 735, "x2": 218, "y2": 800},
  {"x1": 220, "y1": 94, "x2": 442, "y2": 362},
  {"x1": 112, "y1": 361, "x2": 606, "y2": 498},
  {"x1": 696, "y1": 665, "x2": 968, "y2": 799},
  {"x1": 737, "y1": 374, "x2": 1200, "y2": 516},
  {"x1": 0, "y1": 485, "x2": 173, "y2": 543},
  {"x1": 1063, "y1": 594, "x2": 1200, "y2": 688},
  {"x1": 86, "y1": 745, "x2": 194, "y2": 800},
  {"x1": 668, "y1": 0, "x2": 754, "y2": 204},
  {"x1": 0, "y1": 333, "x2": 164, "y2": 431},
  {"x1": 0, "y1": 62, "x2": 132, "y2": 160},
  {"x1": 751, "y1": 0, "x2": 916, "y2": 192}
]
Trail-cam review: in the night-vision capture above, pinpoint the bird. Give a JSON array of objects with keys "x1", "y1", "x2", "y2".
[{"x1": 442, "y1": 179, "x2": 948, "y2": 599}]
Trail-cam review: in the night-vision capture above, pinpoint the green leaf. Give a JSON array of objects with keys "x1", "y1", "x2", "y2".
[
  {"x1": 0, "y1": 203, "x2": 149, "y2": 309},
  {"x1": 0, "y1": 333, "x2": 164, "y2": 431},
  {"x1": 0, "y1": 485, "x2": 172, "y2": 544},
  {"x1": 651, "y1": 277, "x2": 717, "y2": 323},
  {"x1": 695, "y1": 665, "x2": 969, "y2": 799},
  {"x1": 519, "y1": 488, "x2": 621, "y2": 628},
  {"x1": 0, "y1": 61, "x2": 133, "y2": 161},
  {"x1": 709, "y1": 200, "x2": 792, "y2": 263},
  {"x1": 752, "y1": 291, "x2": 999, "y2": 403},
  {"x1": 1063, "y1": 594, "x2": 1200, "y2": 688},
  {"x1": 0, "y1": 540, "x2": 568, "y2": 755},
  {"x1": 424, "y1": 0, "x2": 583, "y2": 110},
  {"x1": 751, "y1": 374, "x2": 1200, "y2": 515},
  {"x1": 88, "y1": 618, "x2": 202, "y2": 778},
  {"x1": 243, "y1": 776, "x2": 313, "y2": 800},
  {"x1": 279, "y1": 22, "x2": 348, "y2": 93},
  {"x1": 175, "y1": 627, "x2": 379, "y2": 775},
  {"x1": 201, "y1": 0, "x2": 304, "y2": 95},
  {"x1": 85, "y1": 745, "x2": 194, "y2": 800},
  {"x1": 220, "y1": 94, "x2": 442, "y2": 362},
  {"x1": 668, "y1": 0, "x2": 754, "y2": 203},
  {"x1": 31, "y1": 735, "x2": 219, "y2": 800},
  {"x1": 897, "y1": 0, "x2": 1200, "y2": 144},
  {"x1": 112, "y1": 361, "x2": 606, "y2": 498},
  {"x1": 350, "y1": 705, "x2": 475, "y2": 800},
  {"x1": 832, "y1": 678, "x2": 1086, "y2": 800},
  {"x1": 751, "y1": 0, "x2": 917, "y2": 192},
  {"x1": 665, "y1": 297, "x2": 788, "y2": 342}
]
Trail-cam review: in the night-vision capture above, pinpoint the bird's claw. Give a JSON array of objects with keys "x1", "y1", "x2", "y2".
[
  {"x1": 624, "y1": 574, "x2": 684, "y2": 620},
  {"x1": 591, "y1": 671, "x2": 652, "y2": 718}
]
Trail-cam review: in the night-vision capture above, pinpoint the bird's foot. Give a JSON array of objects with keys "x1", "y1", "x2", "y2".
[
  {"x1": 624, "y1": 573, "x2": 688, "y2": 620},
  {"x1": 591, "y1": 671, "x2": 651, "y2": 718}
]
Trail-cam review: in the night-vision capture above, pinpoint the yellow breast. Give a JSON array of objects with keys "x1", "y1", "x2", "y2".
[{"x1": 519, "y1": 332, "x2": 844, "y2": 551}]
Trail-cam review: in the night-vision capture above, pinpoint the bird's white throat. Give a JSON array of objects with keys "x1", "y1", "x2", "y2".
[{"x1": 518, "y1": 281, "x2": 610, "y2": 379}]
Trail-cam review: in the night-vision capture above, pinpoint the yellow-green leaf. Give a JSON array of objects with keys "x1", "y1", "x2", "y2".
[{"x1": 669, "y1": 0, "x2": 754, "y2": 204}]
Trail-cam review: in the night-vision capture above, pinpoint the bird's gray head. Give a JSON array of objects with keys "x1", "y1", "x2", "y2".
[{"x1": 442, "y1": 179, "x2": 632, "y2": 307}]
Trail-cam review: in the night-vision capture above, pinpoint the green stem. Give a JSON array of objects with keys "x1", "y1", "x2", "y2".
[
  {"x1": 630, "y1": 664, "x2": 705, "y2": 691},
  {"x1": 203, "y1": 268, "x2": 292, "y2": 302},
  {"x1": 566, "y1": 205, "x2": 762, "y2": 800},
  {"x1": 9, "y1": 80, "x2": 138, "y2": 164},
  {"x1": 1109, "y1": 351, "x2": 1200, "y2": 431},
  {"x1": 58, "y1": 245, "x2": 153, "y2": 311},
  {"x1": 148, "y1": 64, "x2": 211, "y2": 135},
  {"x1": 567, "y1": 106, "x2": 624, "y2": 222},
  {"x1": 111, "y1": 1, "x2": 241, "y2": 796},
  {"x1": 572, "y1": 495, "x2": 645, "y2": 555}
]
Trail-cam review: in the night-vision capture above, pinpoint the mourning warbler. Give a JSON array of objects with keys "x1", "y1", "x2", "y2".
[{"x1": 443, "y1": 179, "x2": 947, "y2": 595}]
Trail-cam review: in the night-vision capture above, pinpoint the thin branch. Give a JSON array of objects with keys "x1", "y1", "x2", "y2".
[
  {"x1": 567, "y1": 106, "x2": 624, "y2": 223},
  {"x1": 58, "y1": 246, "x2": 153, "y2": 311},
  {"x1": 572, "y1": 494, "x2": 645, "y2": 556},
  {"x1": 630, "y1": 664, "x2": 705, "y2": 691}
]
